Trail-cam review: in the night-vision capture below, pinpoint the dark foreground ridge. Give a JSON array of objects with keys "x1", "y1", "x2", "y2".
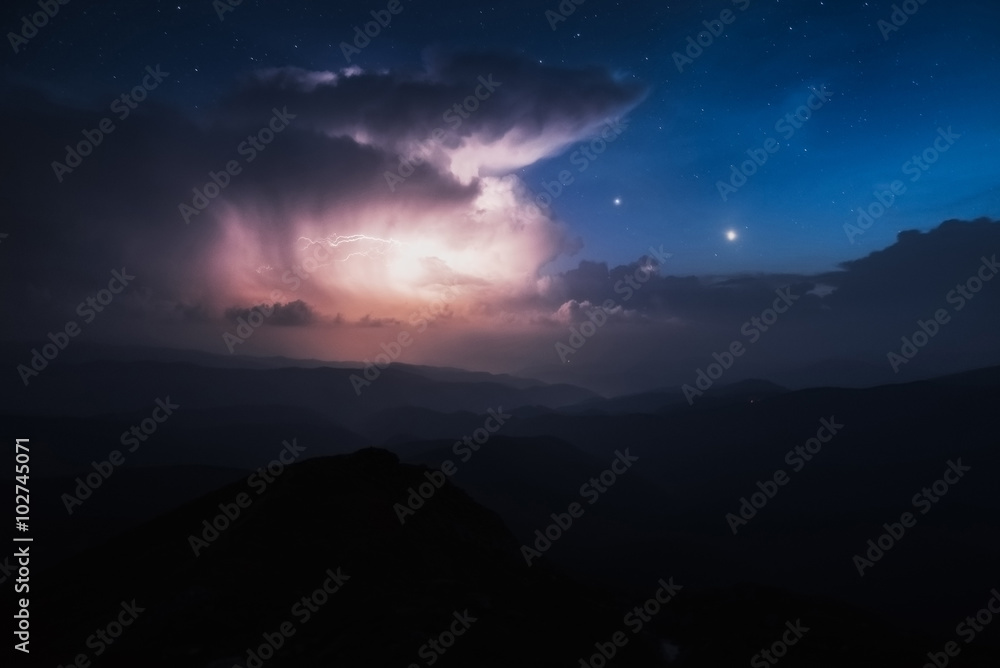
[
  {"x1": 31, "y1": 448, "x2": 665, "y2": 667},
  {"x1": 27, "y1": 441, "x2": 998, "y2": 667}
]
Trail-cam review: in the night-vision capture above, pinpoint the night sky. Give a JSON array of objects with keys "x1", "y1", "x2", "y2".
[{"x1": 2, "y1": 0, "x2": 999, "y2": 391}]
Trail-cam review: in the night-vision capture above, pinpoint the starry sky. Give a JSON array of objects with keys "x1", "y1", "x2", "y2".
[
  {"x1": 2, "y1": 0, "x2": 999, "y2": 391},
  {"x1": 7, "y1": 0, "x2": 998, "y2": 273}
]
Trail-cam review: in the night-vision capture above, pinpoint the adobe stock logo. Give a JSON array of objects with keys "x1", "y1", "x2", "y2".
[
  {"x1": 716, "y1": 85, "x2": 833, "y2": 202},
  {"x1": 844, "y1": 126, "x2": 960, "y2": 244},
  {"x1": 340, "y1": 0, "x2": 408, "y2": 63},
  {"x1": 544, "y1": 0, "x2": 586, "y2": 31},
  {"x1": 51, "y1": 65, "x2": 170, "y2": 183},
  {"x1": 7, "y1": 0, "x2": 71, "y2": 54},
  {"x1": 213, "y1": 0, "x2": 244, "y2": 22},
  {"x1": 554, "y1": 245, "x2": 671, "y2": 363},
  {"x1": 53, "y1": 599, "x2": 145, "y2": 666},
  {"x1": 922, "y1": 588, "x2": 1000, "y2": 668},
  {"x1": 222, "y1": 304, "x2": 276, "y2": 353},
  {"x1": 672, "y1": 0, "x2": 753, "y2": 73},
  {"x1": 232, "y1": 566, "x2": 349, "y2": 667},
  {"x1": 886, "y1": 254, "x2": 997, "y2": 373},
  {"x1": 878, "y1": 0, "x2": 930, "y2": 41},
  {"x1": 384, "y1": 74, "x2": 502, "y2": 192},
  {"x1": 528, "y1": 117, "x2": 629, "y2": 217},
  {"x1": 682, "y1": 285, "x2": 799, "y2": 405},
  {"x1": 188, "y1": 438, "x2": 306, "y2": 556},
  {"x1": 406, "y1": 609, "x2": 478, "y2": 668},
  {"x1": 179, "y1": 106, "x2": 296, "y2": 224},
  {"x1": 17, "y1": 267, "x2": 136, "y2": 386},
  {"x1": 520, "y1": 449, "x2": 638, "y2": 566},
  {"x1": 350, "y1": 284, "x2": 462, "y2": 395},
  {"x1": 393, "y1": 407, "x2": 511, "y2": 524},
  {"x1": 851, "y1": 458, "x2": 970, "y2": 577},
  {"x1": 750, "y1": 620, "x2": 811, "y2": 667},
  {"x1": 578, "y1": 577, "x2": 682, "y2": 667},
  {"x1": 725, "y1": 417, "x2": 843, "y2": 535},
  {"x1": 60, "y1": 397, "x2": 179, "y2": 515}
]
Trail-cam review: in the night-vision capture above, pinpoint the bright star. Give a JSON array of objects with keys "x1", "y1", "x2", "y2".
[
  {"x1": 613, "y1": 197, "x2": 621, "y2": 206},
  {"x1": 726, "y1": 229, "x2": 738, "y2": 241}
]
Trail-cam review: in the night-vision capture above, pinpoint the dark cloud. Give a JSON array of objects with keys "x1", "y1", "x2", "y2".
[
  {"x1": 0, "y1": 50, "x2": 645, "y2": 345},
  {"x1": 216, "y1": 50, "x2": 648, "y2": 154},
  {"x1": 521, "y1": 217, "x2": 1000, "y2": 393},
  {"x1": 225, "y1": 300, "x2": 317, "y2": 327},
  {"x1": 0, "y1": 54, "x2": 640, "y2": 335},
  {"x1": 356, "y1": 314, "x2": 403, "y2": 328},
  {"x1": 2, "y1": 49, "x2": 996, "y2": 395}
]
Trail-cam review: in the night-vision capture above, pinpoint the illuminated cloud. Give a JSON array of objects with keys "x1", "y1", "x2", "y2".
[
  {"x1": 188, "y1": 52, "x2": 645, "y2": 327},
  {"x1": 0, "y1": 51, "x2": 646, "y2": 362},
  {"x1": 5, "y1": 48, "x2": 995, "y2": 392}
]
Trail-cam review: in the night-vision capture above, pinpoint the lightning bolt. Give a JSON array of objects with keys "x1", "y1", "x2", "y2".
[{"x1": 298, "y1": 234, "x2": 407, "y2": 262}]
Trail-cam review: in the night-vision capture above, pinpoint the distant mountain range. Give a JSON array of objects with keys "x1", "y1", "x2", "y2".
[{"x1": 3, "y1": 346, "x2": 999, "y2": 666}]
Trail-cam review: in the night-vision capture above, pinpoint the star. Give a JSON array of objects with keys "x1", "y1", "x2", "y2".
[{"x1": 726, "y1": 230, "x2": 738, "y2": 241}]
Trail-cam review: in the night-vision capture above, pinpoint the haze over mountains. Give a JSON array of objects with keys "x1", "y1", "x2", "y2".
[
  {"x1": 4, "y1": 348, "x2": 999, "y2": 666},
  {"x1": 4, "y1": 0, "x2": 999, "y2": 663},
  {"x1": 4, "y1": 218, "x2": 1000, "y2": 396}
]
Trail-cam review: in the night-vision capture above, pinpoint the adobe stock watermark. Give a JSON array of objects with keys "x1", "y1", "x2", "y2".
[
  {"x1": 406, "y1": 609, "x2": 478, "y2": 668},
  {"x1": 16, "y1": 267, "x2": 136, "y2": 387},
  {"x1": 187, "y1": 438, "x2": 306, "y2": 556},
  {"x1": 725, "y1": 416, "x2": 844, "y2": 535},
  {"x1": 7, "y1": 0, "x2": 71, "y2": 54},
  {"x1": 51, "y1": 65, "x2": 170, "y2": 182},
  {"x1": 554, "y1": 245, "x2": 672, "y2": 363},
  {"x1": 340, "y1": 0, "x2": 408, "y2": 63},
  {"x1": 385, "y1": 73, "x2": 503, "y2": 191},
  {"x1": 350, "y1": 285, "x2": 460, "y2": 395},
  {"x1": 179, "y1": 106, "x2": 296, "y2": 224},
  {"x1": 716, "y1": 85, "x2": 834, "y2": 201},
  {"x1": 922, "y1": 588, "x2": 1000, "y2": 668},
  {"x1": 520, "y1": 449, "x2": 639, "y2": 566},
  {"x1": 851, "y1": 458, "x2": 970, "y2": 577},
  {"x1": 349, "y1": 326, "x2": 418, "y2": 394},
  {"x1": 673, "y1": 0, "x2": 753, "y2": 73},
  {"x1": 223, "y1": 239, "x2": 335, "y2": 353},
  {"x1": 54, "y1": 600, "x2": 145, "y2": 668},
  {"x1": 233, "y1": 567, "x2": 349, "y2": 668},
  {"x1": 878, "y1": 0, "x2": 930, "y2": 41},
  {"x1": 544, "y1": 0, "x2": 585, "y2": 31},
  {"x1": 886, "y1": 253, "x2": 997, "y2": 373},
  {"x1": 750, "y1": 619, "x2": 811, "y2": 667},
  {"x1": 61, "y1": 397, "x2": 180, "y2": 514},
  {"x1": 578, "y1": 577, "x2": 683, "y2": 668},
  {"x1": 213, "y1": 0, "x2": 244, "y2": 22},
  {"x1": 0, "y1": 553, "x2": 17, "y2": 586},
  {"x1": 393, "y1": 407, "x2": 511, "y2": 523},
  {"x1": 222, "y1": 303, "x2": 276, "y2": 354},
  {"x1": 682, "y1": 285, "x2": 799, "y2": 405},
  {"x1": 844, "y1": 127, "x2": 960, "y2": 243},
  {"x1": 529, "y1": 116, "x2": 629, "y2": 216},
  {"x1": 12, "y1": 546, "x2": 30, "y2": 654}
]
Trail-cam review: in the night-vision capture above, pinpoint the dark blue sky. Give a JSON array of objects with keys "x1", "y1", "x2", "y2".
[
  {"x1": 3, "y1": 0, "x2": 1000, "y2": 388},
  {"x1": 5, "y1": 0, "x2": 997, "y2": 275}
]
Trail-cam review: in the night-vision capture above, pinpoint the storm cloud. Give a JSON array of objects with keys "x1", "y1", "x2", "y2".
[{"x1": 1, "y1": 52, "x2": 997, "y2": 394}]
